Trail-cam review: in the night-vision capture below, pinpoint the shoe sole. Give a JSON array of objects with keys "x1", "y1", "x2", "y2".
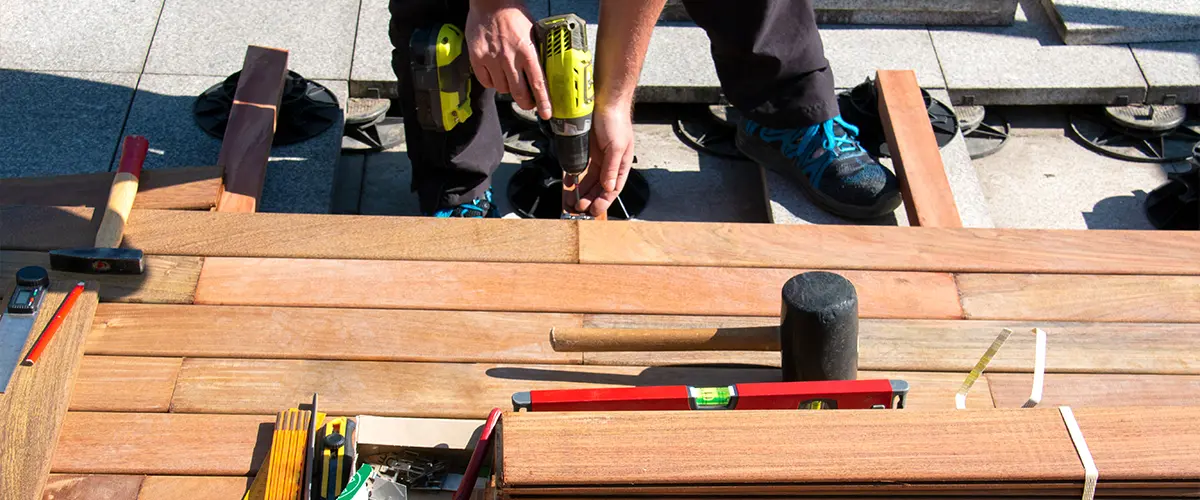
[{"x1": 736, "y1": 131, "x2": 903, "y2": 220}]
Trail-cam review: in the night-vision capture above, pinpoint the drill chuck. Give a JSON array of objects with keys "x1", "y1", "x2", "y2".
[{"x1": 554, "y1": 132, "x2": 590, "y2": 175}]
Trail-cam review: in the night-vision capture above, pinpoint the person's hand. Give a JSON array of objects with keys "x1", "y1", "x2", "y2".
[
  {"x1": 465, "y1": 0, "x2": 552, "y2": 120},
  {"x1": 571, "y1": 106, "x2": 635, "y2": 217}
]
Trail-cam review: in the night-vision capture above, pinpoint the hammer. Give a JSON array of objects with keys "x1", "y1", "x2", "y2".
[
  {"x1": 48, "y1": 136, "x2": 149, "y2": 274},
  {"x1": 551, "y1": 271, "x2": 860, "y2": 381}
]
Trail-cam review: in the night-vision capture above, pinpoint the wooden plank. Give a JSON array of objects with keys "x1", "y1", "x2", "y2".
[
  {"x1": 195, "y1": 258, "x2": 962, "y2": 319},
  {"x1": 0, "y1": 286, "x2": 98, "y2": 500},
  {"x1": 876, "y1": 70, "x2": 961, "y2": 227},
  {"x1": 496, "y1": 409, "x2": 1081, "y2": 487},
  {"x1": 52, "y1": 413, "x2": 274, "y2": 475},
  {"x1": 165, "y1": 359, "x2": 985, "y2": 416},
  {"x1": 119, "y1": 210, "x2": 578, "y2": 263},
  {"x1": 70, "y1": 356, "x2": 182, "y2": 412},
  {"x1": 581, "y1": 316, "x2": 1200, "y2": 375},
  {"x1": 987, "y1": 373, "x2": 1200, "y2": 408},
  {"x1": 43, "y1": 474, "x2": 143, "y2": 500},
  {"x1": 215, "y1": 46, "x2": 289, "y2": 213},
  {"x1": 578, "y1": 221, "x2": 1200, "y2": 275},
  {"x1": 1074, "y1": 406, "x2": 1200, "y2": 481},
  {"x1": 0, "y1": 166, "x2": 221, "y2": 211},
  {"x1": 0, "y1": 205, "x2": 94, "y2": 251},
  {"x1": 137, "y1": 476, "x2": 252, "y2": 500},
  {"x1": 2, "y1": 251, "x2": 202, "y2": 304},
  {"x1": 88, "y1": 304, "x2": 581, "y2": 364},
  {"x1": 957, "y1": 273, "x2": 1200, "y2": 322}
]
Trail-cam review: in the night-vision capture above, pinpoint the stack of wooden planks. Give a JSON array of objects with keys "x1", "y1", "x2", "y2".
[
  {"x1": 497, "y1": 408, "x2": 1200, "y2": 498},
  {"x1": 1, "y1": 205, "x2": 1198, "y2": 499}
]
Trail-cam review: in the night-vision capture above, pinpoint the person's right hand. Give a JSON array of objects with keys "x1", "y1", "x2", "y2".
[{"x1": 465, "y1": 0, "x2": 552, "y2": 120}]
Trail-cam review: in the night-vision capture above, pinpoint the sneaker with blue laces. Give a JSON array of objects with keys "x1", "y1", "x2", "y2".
[
  {"x1": 736, "y1": 116, "x2": 902, "y2": 219},
  {"x1": 428, "y1": 188, "x2": 499, "y2": 218}
]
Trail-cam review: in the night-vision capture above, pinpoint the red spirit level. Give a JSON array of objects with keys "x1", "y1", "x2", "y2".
[{"x1": 512, "y1": 379, "x2": 908, "y2": 412}]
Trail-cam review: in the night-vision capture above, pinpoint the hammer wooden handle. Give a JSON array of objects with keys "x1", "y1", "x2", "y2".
[
  {"x1": 95, "y1": 136, "x2": 148, "y2": 249},
  {"x1": 550, "y1": 326, "x2": 780, "y2": 352}
]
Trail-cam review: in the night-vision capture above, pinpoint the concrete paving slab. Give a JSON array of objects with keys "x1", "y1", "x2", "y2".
[
  {"x1": 820, "y1": 26, "x2": 946, "y2": 89},
  {"x1": 1040, "y1": 0, "x2": 1200, "y2": 45},
  {"x1": 145, "y1": 0, "x2": 358, "y2": 79},
  {"x1": 931, "y1": 0, "x2": 1148, "y2": 106},
  {"x1": 349, "y1": 0, "x2": 550, "y2": 98},
  {"x1": 0, "y1": 70, "x2": 136, "y2": 179},
  {"x1": 0, "y1": 0, "x2": 163, "y2": 73},
  {"x1": 560, "y1": 0, "x2": 1018, "y2": 25},
  {"x1": 574, "y1": 20, "x2": 944, "y2": 103},
  {"x1": 970, "y1": 106, "x2": 1189, "y2": 229},
  {"x1": 121, "y1": 74, "x2": 345, "y2": 213},
  {"x1": 1131, "y1": 42, "x2": 1200, "y2": 105}
]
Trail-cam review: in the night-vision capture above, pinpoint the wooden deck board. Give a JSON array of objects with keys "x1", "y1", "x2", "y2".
[
  {"x1": 88, "y1": 304, "x2": 581, "y2": 364},
  {"x1": 43, "y1": 474, "x2": 143, "y2": 500},
  {"x1": 163, "y1": 359, "x2": 988, "y2": 416},
  {"x1": 120, "y1": 210, "x2": 579, "y2": 262},
  {"x1": 578, "y1": 222, "x2": 1200, "y2": 275},
  {"x1": 1074, "y1": 407, "x2": 1200, "y2": 481},
  {"x1": 958, "y1": 273, "x2": 1200, "y2": 322},
  {"x1": 70, "y1": 356, "x2": 181, "y2": 412},
  {"x1": 137, "y1": 476, "x2": 252, "y2": 500},
  {"x1": 987, "y1": 373, "x2": 1200, "y2": 408},
  {"x1": 52, "y1": 413, "x2": 274, "y2": 475},
  {"x1": 497, "y1": 409, "x2": 1081, "y2": 486},
  {"x1": 1, "y1": 251, "x2": 202, "y2": 304},
  {"x1": 0, "y1": 287, "x2": 98, "y2": 500},
  {"x1": 580, "y1": 316, "x2": 1200, "y2": 374},
  {"x1": 194, "y1": 258, "x2": 963, "y2": 318},
  {"x1": 0, "y1": 166, "x2": 221, "y2": 211}
]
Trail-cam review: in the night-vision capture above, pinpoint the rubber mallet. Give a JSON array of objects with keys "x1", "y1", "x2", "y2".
[{"x1": 551, "y1": 271, "x2": 860, "y2": 382}]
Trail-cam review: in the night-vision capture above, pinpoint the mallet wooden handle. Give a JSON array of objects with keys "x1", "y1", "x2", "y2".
[
  {"x1": 550, "y1": 326, "x2": 780, "y2": 352},
  {"x1": 95, "y1": 136, "x2": 148, "y2": 249}
]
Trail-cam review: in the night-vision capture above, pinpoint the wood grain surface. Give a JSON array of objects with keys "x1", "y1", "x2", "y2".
[
  {"x1": 119, "y1": 210, "x2": 578, "y2": 262},
  {"x1": 136, "y1": 476, "x2": 252, "y2": 500},
  {"x1": 876, "y1": 70, "x2": 962, "y2": 228},
  {"x1": 1, "y1": 251, "x2": 202, "y2": 304},
  {"x1": 578, "y1": 221, "x2": 1200, "y2": 275},
  {"x1": 42, "y1": 474, "x2": 143, "y2": 500},
  {"x1": 52, "y1": 413, "x2": 275, "y2": 475},
  {"x1": 551, "y1": 326, "x2": 780, "y2": 352},
  {"x1": 164, "y1": 360, "x2": 987, "y2": 415},
  {"x1": 957, "y1": 274, "x2": 1200, "y2": 322},
  {"x1": 194, "y1": 258, "x2": 962, "y2": 318},
  {"x1": 988, "y1": 373, "x2": 1200, "y2": 408},
  {"x1": 1073, "y1": 407, "x2": 1200, "y2": 481},
  {"x1": 580, "y1": 316, "x2": 1200, "y2": 374},
  {"x1": 69, "y1": 356, "x2": 182, "y2": 412},
  {"x1": 497, "y1": 409, "x2": 1081, "y2": 486},
  {"x1": 0, "y1": 205, "x2": 94, "y2": 250},
  {"x1": 0, "y1": 287, "x2": 98, "y2": 500},
  {"x1": 0, "y1": 166, "x2": 221, "y2": 211},
  {"x1": 87, "y1": 304, "x2": 580, "y2": 363},
  {"x1": 215, "y1": 46, "x2": 288, "y2": 213}
]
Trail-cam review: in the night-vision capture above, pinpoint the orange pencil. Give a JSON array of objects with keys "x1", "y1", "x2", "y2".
[{"x1": 22, "y1": 281, "x2": 85, "y2": 366}]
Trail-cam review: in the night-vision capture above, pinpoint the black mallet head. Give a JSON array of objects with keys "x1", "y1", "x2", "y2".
[{"x1": 49, "y1": 248, "x2": 145, "y2": 274}]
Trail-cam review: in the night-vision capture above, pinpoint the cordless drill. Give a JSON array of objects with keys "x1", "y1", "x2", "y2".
[{"x1": 535, "y1": 14, "x2": 595, "y2": 213}]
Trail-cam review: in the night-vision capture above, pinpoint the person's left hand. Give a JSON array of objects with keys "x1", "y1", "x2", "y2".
[{"x1": 569, "y1": 106, "x2": 635, "y2": 217}]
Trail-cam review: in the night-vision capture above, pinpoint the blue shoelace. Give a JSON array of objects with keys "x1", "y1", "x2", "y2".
[{"x1": 751, "y1": 116, "x2": 865, "y2": 183}]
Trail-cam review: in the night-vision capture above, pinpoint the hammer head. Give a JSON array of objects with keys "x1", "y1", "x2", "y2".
[{"x1": 49, "y1": 248, "x2": 144, "y2": 274}]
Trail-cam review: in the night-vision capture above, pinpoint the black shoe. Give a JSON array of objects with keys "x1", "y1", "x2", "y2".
[{"x1": 736, "y1": 116, "x2": 902, "y2": 219}]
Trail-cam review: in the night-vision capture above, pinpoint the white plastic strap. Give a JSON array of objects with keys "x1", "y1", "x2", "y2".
[
  {"x1": 956, "y1": 328, "x2": 1047, "y2": 409},
  {"x1": 1059, "y1": 406, "x2": 1098, "y2": 500}
]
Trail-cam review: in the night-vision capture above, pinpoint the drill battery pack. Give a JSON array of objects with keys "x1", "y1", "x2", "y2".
[{"x1": 410, "y1": 23, "x2": 472, "y2": 132}]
